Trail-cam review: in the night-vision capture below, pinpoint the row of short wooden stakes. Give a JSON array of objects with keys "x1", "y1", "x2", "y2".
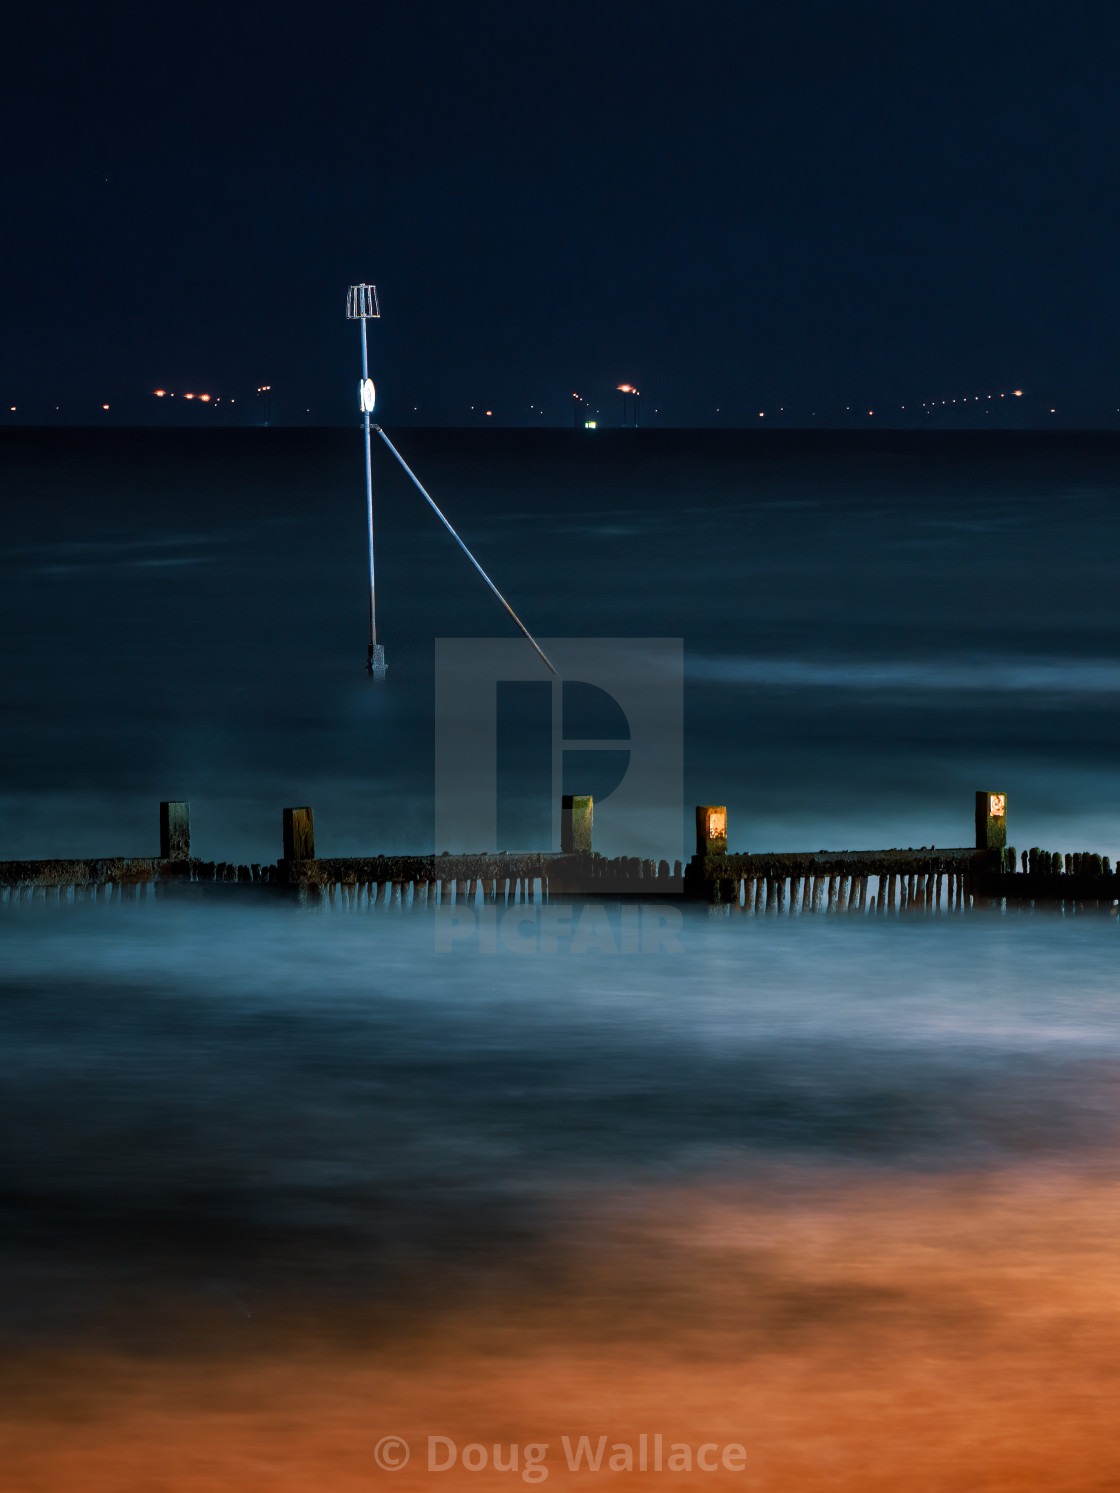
[{"x1": 1, "y1": 792, "x2": 1117, "y2": 912}]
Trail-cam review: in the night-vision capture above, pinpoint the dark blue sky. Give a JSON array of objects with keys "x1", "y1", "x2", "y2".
[{"x1": 6, "y1": 2, "x2": 1120, "y2": 426}]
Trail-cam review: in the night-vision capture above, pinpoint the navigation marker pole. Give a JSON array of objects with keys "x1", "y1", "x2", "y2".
[{"x1": 346, "y1": 283, "x2": 385, "y2": 679}]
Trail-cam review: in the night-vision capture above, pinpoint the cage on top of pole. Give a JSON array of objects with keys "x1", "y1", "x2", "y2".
[{"x1": 346, "y1": 284, "x2": 380, "y2": 320}]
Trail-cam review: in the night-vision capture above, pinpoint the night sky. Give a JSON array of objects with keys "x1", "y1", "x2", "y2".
[{"x1": 7, "y1": 2, "x2": 1120, "y2": 427}]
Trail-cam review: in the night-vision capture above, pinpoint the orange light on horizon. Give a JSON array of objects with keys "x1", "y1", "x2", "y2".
[
  {"x1": 1013, "y1": 390, "x2": 1023, "y2": 397},
  {"x1": 184, "y1": 393, "x2": 194, "y2": 400},
  {"x1": 154, "y1": 389, "x2": 166, "y2": 397},
  {"x1": 617, "y1": 384, "x2": 633, "y2": 393},
  {"x1": 101, "y1": 404, "x2": 109, "y2": 410},
  {"x1": 199, "y1": 394, "x2": 211, "y2": 402}
]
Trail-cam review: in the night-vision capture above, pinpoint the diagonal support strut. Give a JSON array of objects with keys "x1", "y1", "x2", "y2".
[{"x1": 374, "y1": 426, "x2": 557, "y2": 676}]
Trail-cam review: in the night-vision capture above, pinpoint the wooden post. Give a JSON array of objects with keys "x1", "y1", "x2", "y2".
[
  {"x1": 695, "y1": 805, "x2": 727, "y2": 856},
  {"x1": 159, "y1": 801, "x2": 190, "y2": 860},
  {"x1": 561, "y1": 795, "x2": 593, "y2": 854},
  {"x1": 283, "y1": 806, "x2": 315, "y2": 861},
  {"x1": 976, "y1": 791, "x2": 1007, "y2": 851}
]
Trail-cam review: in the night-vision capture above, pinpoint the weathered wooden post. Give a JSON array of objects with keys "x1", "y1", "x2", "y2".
[
  {"x1": 283, "y1": 807, "x2": 315, "y2": 861},
  {"x1": 561, "y1": 795, "x2": 593, "y2": 854},
  {"x1": 687, "y1": 805, "x2": 727, "y2": 903},
  {"x1": 159, "y1": 801, "x2": 190, "y2": 860},
  {"x1": 976, "y1": 791, "x2": 1007, "y2": 851}
]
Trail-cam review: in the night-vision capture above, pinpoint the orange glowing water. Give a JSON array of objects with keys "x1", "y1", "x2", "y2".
[{"x1": 5, "y1": 1167, "x2": 1120, "y2": 1490}]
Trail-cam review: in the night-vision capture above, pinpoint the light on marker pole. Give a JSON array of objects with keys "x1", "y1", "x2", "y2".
[{"x1": 346, "y1": 283, "x2": 386, "y2": 679}]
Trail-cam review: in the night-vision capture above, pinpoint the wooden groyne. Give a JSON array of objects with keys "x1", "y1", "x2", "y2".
[
  {"x1": 0, "y1": 799, "x2": 684, "y2": 908},
  {"x1": 1, "y1": 792, "x2": 1117, "y2": 915},
  {"x1": 687, "y1": 796, "x2": 1117, "y2": 915}
]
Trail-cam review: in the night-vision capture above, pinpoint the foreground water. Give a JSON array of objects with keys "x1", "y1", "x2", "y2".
[{"x1": 3, "y1": 903, "x2": 1120, "y2": 1487}]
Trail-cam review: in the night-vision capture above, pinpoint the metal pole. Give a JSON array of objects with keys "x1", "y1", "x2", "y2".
[{"x1": 361, "y1": 318, "x2": 377, "y2": 671}]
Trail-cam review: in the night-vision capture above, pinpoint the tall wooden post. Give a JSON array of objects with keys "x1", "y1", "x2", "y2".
[{"x1": 159, "y1": 801, "x2": 190, "y2": 860}]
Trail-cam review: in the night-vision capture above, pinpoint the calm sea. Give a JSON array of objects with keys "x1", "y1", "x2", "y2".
[{"x1": 4, "y1": 427, "x2": 1120, "y2": 859}]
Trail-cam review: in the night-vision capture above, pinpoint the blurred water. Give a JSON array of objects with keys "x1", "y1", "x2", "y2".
[{"x1": 2, "y1": 900, "x2": 1119, "y2": 1347}]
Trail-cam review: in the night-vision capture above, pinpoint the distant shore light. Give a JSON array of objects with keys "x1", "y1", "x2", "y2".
[
  {"x1": 1013, "y1": 390, "x2": 1023, "y2": 397},
  {"x1": 154, "y1": 389, "x2": 166, "y2": 397}
]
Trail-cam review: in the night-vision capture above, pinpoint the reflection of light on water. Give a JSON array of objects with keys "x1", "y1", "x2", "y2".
[
  {"x1": 690, "y1": 653, "x2": 1120, "y2": 694},
  {"x1": 6, "y1": 1168, "x2": 1120, "y2": 1489}
]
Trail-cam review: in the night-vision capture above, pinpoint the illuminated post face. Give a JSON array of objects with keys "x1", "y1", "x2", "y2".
[
  {"x1": 975, "y1": 791, "x2": 1007, "y2": 850},
  {"x1": 283, "y1": 806, "x2": 316, "y2": 862},
  {"x1": 696, "y1": 805, "x2": 727, "y2": 856},
  {"x1": 561, "y1": 795, "x2": 593, "y2": 854}
]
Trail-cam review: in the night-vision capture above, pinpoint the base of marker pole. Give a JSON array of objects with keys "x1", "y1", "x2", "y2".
[{"x1": 366, "y1": 643, "x2": 387, "y2": 680}]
